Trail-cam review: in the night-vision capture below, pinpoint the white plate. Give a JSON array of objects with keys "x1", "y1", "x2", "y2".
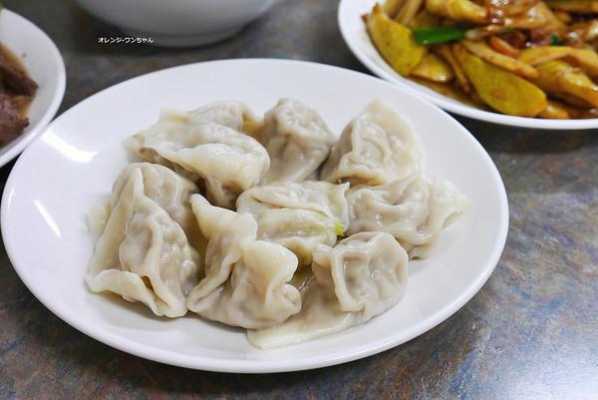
[
  {"x1": 1, "y1": 59, "x2": 508, "y2": 373},
  {"x1": 338, "y1": 0, "x2": 598, "y2": 130},
  {"x1": 0, "y1": 9, "x2": 66, "y2": 167}
]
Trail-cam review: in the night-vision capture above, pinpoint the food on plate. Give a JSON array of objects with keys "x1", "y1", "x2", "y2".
[
  {"x1": 248, "y1": 232, "x2": 408, "y2": 349},
  {"x1": 86, "y1": 163, "x2": 201, "y2": 318},
  {"x1": 411, "y1": 53, "x2": 455, "y2": 81},
  {"x1": 367, "y1": 4, "x2": 427, "y2": 75},
  {"x1": 87, "y1": 99, "x2": 468, "y2": 347},
  {"x1": 189, "y1": 100, "x2": 263, "y2": 136},
  {"x1": 533, "y1": 60, "x2": 598, "y2": 107},
  {"x1": 321, "y1": 100, "x2": 421, "y2": 186},
  {"x1": 453, "y1": 43, "x2": 548, "y2": 116},
  {"x1": 113, "y1": 163, "x2": 200, "y2": 240},
  {"x1": 0, "y1": 43, "x2": 38, "y2": 143},
  {"x1": 236, "y1": 181, "x2": 350, "y2": 265},
  {"x1": 365, "y1": 0, "x2": 598, "y2": 118},
  {"x1": 125, "y1": 102, "x2": 270, "y2": 208},
  {"x1": 258, "y1": 99, "x2": 336, "y2": 183},
  {"x1": 347, "y1": 173, "x2": 469, "y2": 258},
  {"x1": 186, "y1": 194, "x2": 301, "y2": 329}
]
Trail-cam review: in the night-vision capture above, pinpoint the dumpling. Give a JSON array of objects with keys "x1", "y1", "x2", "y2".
[
  {"x1": 112, "y1": 163, "x2": 199, "y2": 239},
  {"x1": 88, "y1": 163, "x2": 200, "y2": 244},
  {"x1": 236, "y1": 180, "x2": 350, "y2": 225},
  {"x1": 187, "y1": 194, "x2": 301, "y2": 329},
  {"x1": 236, "y1": 181, "x2": 350, "y2": 265},
  {"x1": 347, "y1": 173, "x2": 469, "y2": 258},
  {"x1": 247, "y1": 232, "x2": 408, "y2": 348},
  {"x1": 125, "y1": 104, "x2": 270, "y2": 208},
  {"x1": 258, "y1": 99, "x2": 336, "y2": 183},
  {"x1": 86, "y1": 166, "x2": 201, "y2": 318},
  {"x1": 189, "y1": 101, "x2": 262, "y2": 136},
  {"x1": 189, "y1": 240, "x2": 302, "y2": 329},
  {"x1": 248, "y1": 275, "x2": 346, "y2": 349},
  {"x1": 312, "y1": 233, "x2": 408, "y2": 318},
  {"x1": 186, "y1": 194, "x2": 257, "y2": 303},
  {"x1": 321, "y1": 100, "x2": 422, "y2": 186}
]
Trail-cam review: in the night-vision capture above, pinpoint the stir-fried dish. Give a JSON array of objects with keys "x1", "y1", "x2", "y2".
[
  {"x1": 366, "y1": 0, "x2": 598, "y2": 119},
  {"x1": 0, "y1": 43, "x2": 37, "y2": 144}
]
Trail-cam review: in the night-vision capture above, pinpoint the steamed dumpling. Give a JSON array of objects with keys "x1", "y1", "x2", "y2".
[
  {"x1": 321, "y1": 100, "x2": 421, "y2": 186},
  {"x1": 347, "y1": 173, "x2": 469, "y2": 258},
  {"x1": 236, "y1": 181, "x2": 350, "y2": 265},
  {"x1": 259, "y1": 99, "x2": 336, "y2": 183},
  {"x1": 86, "y1": 165, "x2": 201, "y2": 318},
  {"x1": 126, "y1": 104, "x2": 270, "y2": 208},
  {"x1": 190, "y1": 240, "x2": 302, "y2": 330},
  {"x1": 187, "y1": 194, "x2": 301, "y2": 329},
  {"x1": 248, "y1": 232, "x2": 408, "y2": 348},
  {"x1": 87, "y1": 163, "x2": 199, "y2": 240},
  {"x1": 186, "y1": 194, "x2": 257, "y2": 303},
  {"x1": 112, "y1": 163, "x2": 199, "y2": 240},
  {"x1": 312, "y1": 233, "x2": 408, "y2": 317},
  {"x1": 190, "y1": 101, "x2": 262, "y2": 135}
]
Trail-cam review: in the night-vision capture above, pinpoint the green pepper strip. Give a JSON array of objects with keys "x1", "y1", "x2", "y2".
[{"x1": 413, "y1": 26, "x2": 467, "y2": 45}]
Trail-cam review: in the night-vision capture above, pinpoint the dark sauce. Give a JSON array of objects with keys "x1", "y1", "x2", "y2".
[{"x1": 0, "y1": 43, "x2": 37, "y2": 144}]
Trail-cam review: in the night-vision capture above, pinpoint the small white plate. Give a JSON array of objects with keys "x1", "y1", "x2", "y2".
[
  {"x1": 338, "y1": 0, "x2": 598, "y2": 130},
  {"x1": 1, "y1": 59, "x2": 508, "y2": 373},
  {"x1": 0, "y1": 9, "x2": 66, "y2": 167}
]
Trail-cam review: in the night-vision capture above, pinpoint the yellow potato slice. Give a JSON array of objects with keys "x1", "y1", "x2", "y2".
[
  {"x1": 568, "y1": 48, "x2": 598, "y2": 77},
  {"x1": 520, "y1": 46, "x2": 598, "y2": 77},
  {"x1": 528, "y1": 2, "x2": 566, "y2": 31},
  {"x1": 411, "y1": 78, "x2": 481, "y2": 106},
  {"x1": 538, "y1": 100, "x2": 571, "y2": 119},
  {"x1": 546, "y1": 0, "x2": 598, "y2": 13},
  {"x1": 488, "y1": 36, "x2": 521, "y2": 58},
  {"x1": 466, "y1": 3, "x2": 563, "y2": 39},
  {"x1": 518, "y1": 46, "x2": 572, "y2": 65},
  {"x1": 436, "y1": 45, "x2": 471, "y2": 92},
  {"x1": 534, "y1": 60, "x2": 598, "y2": 108},
  {"x1": 463, "y1": 40, "x2": 539, "y2": 79},
  {"x1": 553, "y1": 93, "x2": 594, "y2": 109},
  {"x1": 411, "y1": 53, "x2": 454, "y2": 82},
  {"x1": 573, "y1": 20, "x2": 598, "y2": 42},
  {"x1": 384, "y1": 0, "x2": 405, "y2": 18},
  {"x1": 553, "y1": 10, "x2": 572, "y2": 24},
  {"x1": 408, "y1": 9, "x2": 440, "y2": 28},
  {"x1": 487, "y1": 0, "x2": 539, "y2": 17},
  {"x1": 426, "y1": 0, "x2": 487, "y2": 23},
  {"x1": 367, "y1": 4, "x2": 426, "y2": 76},
  {"x1": 453, "y1": 45, "x2": 547, "y2": 116},
  {"x1": 396, "y1": 0, "x2": 424, "y2": 25}
]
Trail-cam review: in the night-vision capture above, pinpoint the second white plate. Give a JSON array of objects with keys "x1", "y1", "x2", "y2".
[
  {"x1": 0, "y1": 9, "x2": 66, "y2": 167},
  {"x1": 2, "y1": 59, "x2": 508, "y2": 373},
  {"x1": 338, "y1": 0, "x2": 598, "y2": 130}
]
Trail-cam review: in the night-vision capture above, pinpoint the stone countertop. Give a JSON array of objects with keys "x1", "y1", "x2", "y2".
[{"x1": 1, "y1": 0, "x2": 597, "y2": 399}]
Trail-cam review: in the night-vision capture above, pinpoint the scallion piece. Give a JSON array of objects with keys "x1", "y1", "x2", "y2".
[
  {"x1": 550, "y1": 33, "x2": 562, "y2": 46},
  {"x1": 413, "y1": 26, "x2": 467, "y2": 45}
]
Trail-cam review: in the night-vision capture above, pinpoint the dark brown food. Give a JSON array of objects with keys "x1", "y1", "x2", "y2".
[
  {"x1": 0, "y1": 58, "x2": 37, "y2": 96},
  {"x1": 0, "y1": 93, "x2": 29, "y2": 142},
  {"x1": 0, "y1": 43, "x2": 37, "y2": 144}
]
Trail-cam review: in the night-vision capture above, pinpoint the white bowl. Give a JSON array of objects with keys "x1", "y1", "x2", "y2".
[
  {"x1": 75, "y1": 0, "x2": 274, "y2": 47},
  {"x1": 0, "y1": 9, "x2": 66, "y2": 167},
  {"x1": 338, "y1": 0, "x2": 598, "y2": 130},
  {"x1": 2, "y1": 59, "x2": 508, "y2": 372}
]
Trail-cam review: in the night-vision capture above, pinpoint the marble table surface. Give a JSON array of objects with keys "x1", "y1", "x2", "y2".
[{"x1": 1, "y1": 0, "x2": 597, "y2": 399}]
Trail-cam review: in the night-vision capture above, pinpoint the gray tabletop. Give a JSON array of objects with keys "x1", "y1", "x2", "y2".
[{"x1": 1, "y1": 1, "x2": 597, "y2": 399}]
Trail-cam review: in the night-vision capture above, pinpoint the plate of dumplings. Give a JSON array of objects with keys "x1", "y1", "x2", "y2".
[{"x1": 1, "y1": 59, "x2": 508, "y2": 372}]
